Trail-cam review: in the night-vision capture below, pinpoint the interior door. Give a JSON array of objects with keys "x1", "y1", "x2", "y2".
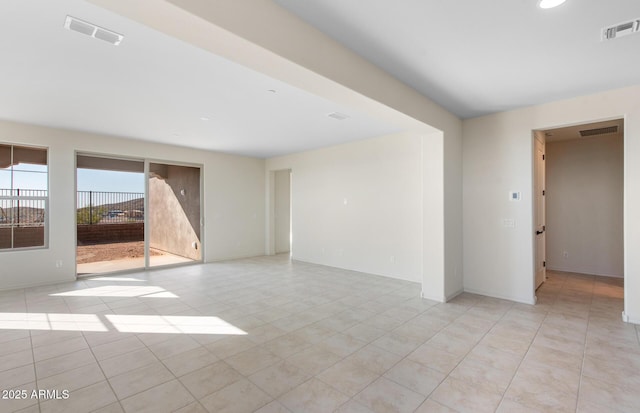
[{"x1": 534, "y1": 136, "x2": 546, "y2": 289}]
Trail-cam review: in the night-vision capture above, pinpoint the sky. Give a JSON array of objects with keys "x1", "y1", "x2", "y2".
[
  {"x1": 1, "y1": 164, "x2": 48, "y2": 193},
  {"x1": 77, "y1": 169, "x2": 144, "y2": 193},
  {"x1": 2, "y1": 167, "x2": 144, "y2": 194}
]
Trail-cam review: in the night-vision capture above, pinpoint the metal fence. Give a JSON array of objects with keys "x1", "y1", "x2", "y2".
[
  {"x1": 76, "y1": 191, "x2": 144, "y2": 225},
  {"x1": 0, "y1": 189, "x2": 48, "y2": 197},
  {"x1": 0, "y1": 189, "x2": 48, "y2": 227},
  {"x1": 1, "y1": 189, "x2": 144, "y2": 227}
]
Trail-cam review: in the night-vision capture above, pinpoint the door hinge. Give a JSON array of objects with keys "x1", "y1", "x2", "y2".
[
  {"x1": 543, "y1": 261, "x2": 546, "y2": 267},
  {"x1": 542, "y1": 190, "x2": 545, "y2": 196},
  {"x1": 542, "y1": 154, "x2": 545, "y2": 160},
  {"x1": 543, "y1": 225, "x2": 546, "y2": 231}
]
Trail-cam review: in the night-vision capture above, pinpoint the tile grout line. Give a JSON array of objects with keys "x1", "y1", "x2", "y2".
[
  {"x1": 247, "y1": 284, "x2": 428, "y2": 411},
  {"x1": 433, "y1": 298, "x2": 517, "y2": 413},
  {"x1": 361, "y1": 301, "x2": 458, "y2": 390},
  {"x1": 324, "y1": 292, "x2": 445, "y2": 408},
  {"x1": 152, "y1": 302, "x2": 235, "y2": 413},
  {"x1": 31, "y1": 284, "x2": 71, "y2": 412},
  {"x1": 24, "y1": 288, "x2": 42, "y2": 413},
  {"x1": 58, "y1": 291, "x2": 122, "y2": 413},
  {"x1": 80, "y1": 300, "x2": 137, "y2": 413},
  {"x1": 244, "y1": 306, "x2": 361, "y2": 408},
  {"x1": 77, "y1": 347, "x2": 125, "y2": 413},
  {"x1": 573, "y1": 277, "x2": 596, "y2": 413},
  {"x1": 493, "y1": 276, "x2": 563, "y2": 413},
  {"x1": 346, "y1": 295, "x2": 502, "y2": 412}
]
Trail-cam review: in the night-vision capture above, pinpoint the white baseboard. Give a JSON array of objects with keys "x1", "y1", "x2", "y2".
[
  {"x1": 546, "y1": 266, "x2": 623, "y2": 278},
  {"x1": 622, "y1": 311, "x2": 640, "y2": 325},
  {"x1": 293, "y1": 257, "x2": 420, "y2": 284},
  {"x1": 445, "y1": 288, "x2": 464, "y2": 302},
  {"x1": 0, "y1": 276, "x2": 76, "y2": 292},
  {"x1": 208, "y1": 252, "x2": 266, "y2": 262},
  {"x1": 463, "y1": 287, "x2": 536, "y2": 305},
  {"x1": 421, "y1": 290, "x2": 446, "y2": 303}
]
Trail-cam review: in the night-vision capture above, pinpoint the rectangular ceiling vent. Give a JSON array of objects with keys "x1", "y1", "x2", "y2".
[
  {"x1": 579, "y1": 126, "x2": 618, "y2": 137},
  {"x1": 602, "y1": 19, "x2": 640, "y2": 41},
  {"x1": 64, "y1": 16, "x2": 124, "y2": 46},
  {"x1": 327, "y1": 112, "x2": 350, "y2": 121}
]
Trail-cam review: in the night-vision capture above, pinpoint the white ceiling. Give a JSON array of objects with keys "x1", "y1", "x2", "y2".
[
  {"x1": 0, "y1": 0, "x2": 400, "y2": 158},
  {"x1": 2, "y1": 1, "x2": 639, "y2": 158},
  {"x1": 275, "y1": 0, "x2": 640, "y2": 119}
]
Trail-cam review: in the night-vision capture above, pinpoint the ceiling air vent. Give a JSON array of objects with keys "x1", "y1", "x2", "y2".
[
  {"x1": 602, "y1": 19, "x2": 640, "y2": 41},
  {"x1": 579, "y1": 126, "x2": 618, "y2": 137},
  {"x1": 327, "y1": 112, "x2": 349, "y2": 120},
  {"x1": 64, "y1": 16, "x2": 124, "y2": 46}
]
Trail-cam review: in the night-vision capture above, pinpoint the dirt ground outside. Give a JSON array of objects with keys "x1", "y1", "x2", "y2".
[{"x1": 76, "y1": 241, "x2": 164, "y2": 264}]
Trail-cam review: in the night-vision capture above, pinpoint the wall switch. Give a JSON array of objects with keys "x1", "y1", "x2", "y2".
[
  {"x1": 503, "y1": 219, "x2": 515, "y2": 228},
  {"x1": 563, "y1": 251, "x2": 568, "y2": 259},
  {"x1": 509, "y1": 191, "x2": 521, "y2": 201},
  {"x1": 55, "y1": 260, "x2": 63, "y2": 268}
]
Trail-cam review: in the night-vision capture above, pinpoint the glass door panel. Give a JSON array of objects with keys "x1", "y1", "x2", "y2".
[{"x1": 148, "y1": 163, "x2": 201, "y2": 267}]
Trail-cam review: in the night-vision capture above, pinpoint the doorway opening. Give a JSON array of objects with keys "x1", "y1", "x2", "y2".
[
  {"x1": 76, "y1": 155, "x2": 146, "y2": 275},
  {"x1": 533, "y1": 118, "x2": 624, "y2": 306}
]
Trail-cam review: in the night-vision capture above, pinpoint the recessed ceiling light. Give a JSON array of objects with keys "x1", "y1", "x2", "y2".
[
  {"x1": 64, "y1": 15, "x2": 123, "y2": 46},
  {"x1": 538, "y1": 0, "x2": 566, "y2": 9},
  {"x1": 200, "y1": 116, "x2": 210, "y2": 121}
]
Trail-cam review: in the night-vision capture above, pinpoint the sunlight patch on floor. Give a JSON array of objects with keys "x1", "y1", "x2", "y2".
[
  {"x1": 0, "y1": 312, "x2": 247, "y2": 335},
  {"x1": 50, "y1": 285, "x2": 178, "y2": 298},
  {"x1": 84, "y1": 277, "x2": 147, "y2": 282},
  {"x1": 0, "y1": 313, "x2": 107, "y2": 332},
  {"x1": 105, "y1": 314, "x2": 247, "y2": 335}
]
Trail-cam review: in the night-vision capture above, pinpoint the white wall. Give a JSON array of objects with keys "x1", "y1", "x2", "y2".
[
  {"x1": 463, "y1": 85, "x2": 639, "y2": 323},
  {"x1": 0, "y1": 120, "x2": 266, "y2": 290},
  {"x1": 92, "y1": 0, "x2": 464, "y2": 302},
  {"x1": 546, "y1": 135, "x2": 623, "y2": 277},
  {"x1": 443, "y1": 121, "x2": 464, "y2": 300},
  {"x1": 267, "y1": 133, "x2": 424, "y2": 283},
  {"x1": 274, "y1": 169, "x2": 290, "y2": 254}
]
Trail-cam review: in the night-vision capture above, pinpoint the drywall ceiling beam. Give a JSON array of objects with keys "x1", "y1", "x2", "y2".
[{"x1": 87, "y1": 0, "x2": 457, "y2": 135}]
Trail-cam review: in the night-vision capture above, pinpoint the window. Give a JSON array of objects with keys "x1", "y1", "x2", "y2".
[{"x1": 0, "y1": 144, "x2": 48, "y2": 250}]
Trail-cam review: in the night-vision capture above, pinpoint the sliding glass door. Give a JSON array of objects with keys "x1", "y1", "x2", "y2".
[{"x1": 76, "y1": 155, "x2": 202, "y2": 276}]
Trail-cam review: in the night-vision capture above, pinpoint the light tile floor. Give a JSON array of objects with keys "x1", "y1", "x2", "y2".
[{"x1": 0, "y1": 255, "x2": 638, "y2": 412}]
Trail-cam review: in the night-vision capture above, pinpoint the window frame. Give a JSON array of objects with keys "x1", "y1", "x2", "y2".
[{"x1": 0, "y1": 143, "x2": 49, "y2": 251}]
